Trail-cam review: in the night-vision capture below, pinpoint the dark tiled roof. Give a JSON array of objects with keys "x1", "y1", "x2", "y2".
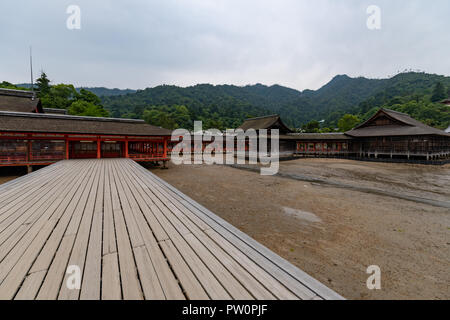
[
  {"x1": 238, "y1": 114, "x2": 293, "y2": 133},
  {"x1": 0, "y1": 88, "x2": 43, "y2": 113},
  {"x1": 0, "y1": 111, "x2": 172, "y2": 136},
  {"x1": 346, "y1": 108, "x2": 450, "y2": 137}
]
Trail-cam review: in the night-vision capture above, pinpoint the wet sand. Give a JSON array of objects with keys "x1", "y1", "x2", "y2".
[
  {"x1": 153, "y1": 158, "x2": 450, "y2": 300},
  {"x1": 0, "y1": 176, "x2": 18, "y2": 186}
]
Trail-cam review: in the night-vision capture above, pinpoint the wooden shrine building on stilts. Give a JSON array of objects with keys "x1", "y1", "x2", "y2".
[
  {"x1": 238, "y1": 109, "x2": 450, "y2": 163},
  {"x1": 0, "y1": 88, "x2": 172, "y2": 168}
]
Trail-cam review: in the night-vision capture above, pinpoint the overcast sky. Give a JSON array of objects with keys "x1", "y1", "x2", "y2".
[{"x1": 1, "y1": 0, "x2": 449, "y2": 90}]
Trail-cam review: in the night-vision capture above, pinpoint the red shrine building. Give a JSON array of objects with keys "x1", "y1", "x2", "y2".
[{"x1": 0, "y1": 88, "x2": 172, "y2": 168}]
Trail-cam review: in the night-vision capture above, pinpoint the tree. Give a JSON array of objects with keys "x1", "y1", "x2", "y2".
[
  {"x1": 68, "y1": 100, "x2": 109, "y2": 117},
  {"x1": 36, "y1": 72, "x2": 51, "y2": 95},
  {"x1": 431, "y1": 82, "x2": 446, "y2": 102},
  {"x1": 302, "y1": 120, "x2": 320, "y2": 133},
  {"x1": 319, "y1": 127, "x2": 333, "y2": 133},
  {"x1": 143, "y1": 109, "x2": 177, "y2": 129},
  {"x1": 338, "y1": 114, "x2": 360, "y2": 132},
  {"x1": 77, "y1": 88, "x2": 102, "y2": 106},
  {"x1": 33, "y1": 73, "x2": 108, "y2": 118},
  {"x1": 39, "y1": 84, "x2": 77, "y2": 109}
]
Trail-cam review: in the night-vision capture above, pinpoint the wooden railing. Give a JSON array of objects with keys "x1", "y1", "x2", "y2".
[
  {"x1": 128, "y1": 153, "x2": 166, "y2": 159},
  {"x1": 0, "y1": 154, "x2": 27, "y2": 163}
]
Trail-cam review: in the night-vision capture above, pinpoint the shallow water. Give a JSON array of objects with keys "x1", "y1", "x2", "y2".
[{"x1": 283, "y1": 206, "x2": 322, "y2": 223}]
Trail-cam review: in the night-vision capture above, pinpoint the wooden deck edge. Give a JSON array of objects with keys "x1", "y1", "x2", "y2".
[
  {"x1": 0, "y1": 159, "x2": 345, "y2": 300},
  {"x1": 142, "y1": 164, "x2": 345, "y2": 300},
  {"x1": 0, "y1": 161, "x2": 61, "y2": 192}
]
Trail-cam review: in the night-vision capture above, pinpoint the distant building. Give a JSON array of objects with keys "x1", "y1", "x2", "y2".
[
  {"x1": 346, "y1": 108, "x2": 450, "y2": 160},
  {"x1": 238, "y1": 109, "x2": 450, "y2": 162},
  {"x1": 0, "y1": 89, "x2": 172, "y2": 167},
  {"x1": 441, "y1": 98, "x2": 450, "y2": 106},
  {"x1": 238, "y1": 114, "x2": 296, "y2": 156}
]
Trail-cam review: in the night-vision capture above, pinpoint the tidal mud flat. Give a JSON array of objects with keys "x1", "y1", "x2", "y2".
[{"x1": 154, "y1": 158, "x2": 450, "y2": 300}]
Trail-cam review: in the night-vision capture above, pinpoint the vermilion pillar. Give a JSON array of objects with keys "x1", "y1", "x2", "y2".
[
  {"x1": 125, "y1": 138, "x2": 129, "y2": 158},
  {"x1": 27, "y1": 139, "x2": 32, "y2": 162},
  {"x1": 163, "y1": 138, "x2": 168, "y2": 158},
  {"x1": 65, "y1": 137, "x2": 69, "y2": 160},
  {"x1": 97, "y1": 138, "x2": 101, "y2": 159}
]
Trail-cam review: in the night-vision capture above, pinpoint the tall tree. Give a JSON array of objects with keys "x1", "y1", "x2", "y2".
[
  {"x1": 431, "y1": 82, "x2": 446, "y2": 102},
  {"x1": 36, "y1": 71, "x2": 50, "y2": 95}
]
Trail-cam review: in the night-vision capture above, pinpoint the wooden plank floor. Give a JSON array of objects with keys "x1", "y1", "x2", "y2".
[{"x1": 0, "y1": 159, "x2": 344, "y2": 300}]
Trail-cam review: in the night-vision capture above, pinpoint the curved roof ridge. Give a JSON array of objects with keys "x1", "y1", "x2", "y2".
[
  {"x1": 243, "y1": 114, "x2": 279, "y2": 121},
  {"x1": 380, "y1": 107, "x2": 408, "y2": 116},
  {"x1": 346, "y1": 108, "x2": 449, "y2": 137},
  {"x1": 238, "y1": 114, "x2": 293, "y2": 133}
]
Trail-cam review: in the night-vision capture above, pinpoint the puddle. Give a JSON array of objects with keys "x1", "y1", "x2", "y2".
[{"x1": 283, "y1": 207, "x2": 322, "y2": 223}]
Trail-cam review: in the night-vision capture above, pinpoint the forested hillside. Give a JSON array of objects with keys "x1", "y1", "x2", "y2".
[
  {"x1": 348, "y1": 73, "x2": 450, "y2": 129},
  {"x1": 101, "y1": 72, "x2": 450, "y2": 130},
  {"x1": 76, "y1": 87, "x2": 136, "y2": 97},
  {"x1": 4, "y1": 72, "x2": 450, "y2": 131},
  {"x1": 103, "y1": 83, "x2": 301, "y2": 129}
]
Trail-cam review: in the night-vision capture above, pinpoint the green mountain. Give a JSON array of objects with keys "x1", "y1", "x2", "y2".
[
  {"x1": 101, "y1": 72, "x2": 450, "y2": 130},
  {"x1": 8, "y1": 72, "x2": 450, "y2": 131},
  {"x1": 15, "y1": 84, "x2": 136, "y2": 97},
  {"x1": 76, "y1": 87, "x2": 136, "y2": 97},
  {"x1": 102, "y1": 83, "x2": 299, "y2": 129}
]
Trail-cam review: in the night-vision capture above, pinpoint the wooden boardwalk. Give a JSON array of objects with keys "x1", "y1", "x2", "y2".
[{"x1": 0, "y1": 159, "x2": 343, "y2": 300}]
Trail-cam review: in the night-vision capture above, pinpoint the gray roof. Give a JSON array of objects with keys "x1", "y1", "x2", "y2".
[
  {"x1": 0, "y1": 88, "x2": 43, "y2": 113},
  {"x1": 0, "y1": 111, "x2": 172, "y2": 136},
  {"x1": 238, "y1": 114, "x2": 293, "y2": 133},
  {"x1": 43, "y1": 108, "x2": 68, "y2": 115},
  {"x1": 346, "y1": 108, "x2": 450, "y2": 137}
]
